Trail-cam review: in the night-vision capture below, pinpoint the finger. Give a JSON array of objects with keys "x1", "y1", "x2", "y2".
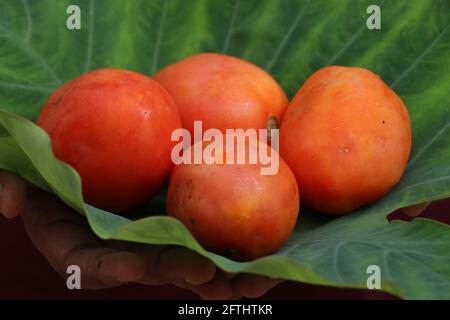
[
  {"x1": 64, "y1": 247, "x2": 146, "y2": 288},
  {"x1": 234, "y1": 274, "x2": 281, "y2": 298},
  {"x1": 155, "y1": 247, "x2": 216, "y2": 285},
  {"x1": 174, "y1": 270, "x2": 233, "y2": 300},
  {"x1": 136, "y1": 246, "x2": 216, "y2": 286},
  {"x1": 21, "y1": 191, "x2": 145, "y2": 289},
  {"x1": 0, "y1": 170, "x2": 27, "y2": 218},
  {"x1": 400, "y1": 202, "x2": 431, "y2": 218},
  {"x1": 21, "y1": 191, "x2": 98, "y2": 256},
  {"x1": 194, "y1": 270, "x2": 233, "y2": 300}
]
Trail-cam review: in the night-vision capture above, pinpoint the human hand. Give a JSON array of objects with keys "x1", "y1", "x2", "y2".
[{"x1": 0, "y1": 170, "x2": 279, "y2": 299}]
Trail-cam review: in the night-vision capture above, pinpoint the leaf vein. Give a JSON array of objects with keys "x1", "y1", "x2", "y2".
[
  {"x1": 265, "y1": 0, "x2": 311, "y2": 72},
  {"x1": 390, "y1": 24, "x2": 450, "y2": 89},
  {"x1": 382, "y1": 250, "x2": 392, "y2": 280},
  {"x1": 391, "y1": 175, "x2": 450, "y2": 197},
  {"x1": 297, "y1": 238, "x2": 450, "y2": 284},
  {"x1": 222, "y1": 0, "x2": 240, "y2": 53},
  {"x1": 0, "y1": 25, "x2": 61, "y2": 85},
  {"x1": 21, "y1": 0, "x2": 32, "y2": 42},
  {"x1": 326, "y1": 23, "x2": 366, "y2": 66},
  {"x1": 332, "y1": 241, "x2": 345, "y2": 284},
  {"x1": 0, "y1": 81, "x2": 54, "y2": 93},
  {"x1": 84, "y1": 0, "x2": 95, "y2": 72},
  {"x1": 326, "y1": 0, "x2": 387, "y2": 66},
  {"x1": 151, "y1": 0, "x2": 168, "y2": 75},
  {"x1": 407, "y1": 122, "x2": 450, "y2": 169}
]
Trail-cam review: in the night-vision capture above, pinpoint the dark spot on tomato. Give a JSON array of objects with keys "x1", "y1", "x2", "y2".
[
  {"x1": 53, "y1": 95, "x2": 63, "y2": 107},
  {"x1": 223, "y1": 248, "x2": 240, "y2": 256},
  {"x1": 189, "y1": 218, "x2": 196, "y2": 225},
  {"x1": 97, "y1": 259, "x2": 102, "y2": 270}
]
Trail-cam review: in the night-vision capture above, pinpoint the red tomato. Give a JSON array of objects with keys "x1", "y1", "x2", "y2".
[
  {"x1": 166, "y1": 136, "x2": 300, "y2": 261},
  {"x1": 154, "y1": 53, "x2": 288, "y2": 136},
  {"x1": 37, "y1": 68, "x2": 182, "y2": 212}
]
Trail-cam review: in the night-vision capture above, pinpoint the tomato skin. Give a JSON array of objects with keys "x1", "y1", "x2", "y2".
[
  {"x1": 37, "y1": 68, "x2": 182, "y2": 212},
  {"x1": 166, "y1": 139, "x2": 300, "y2": 261},
  {"x1": 280, "y1": 66, "x2": 412, "y2": 215},
  {"x1": 154, "y1": 53, "x2": 288, "y2": 135}
]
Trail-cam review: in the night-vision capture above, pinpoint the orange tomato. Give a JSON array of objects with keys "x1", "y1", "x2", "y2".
[
  {"x1": 280, "y1": 66, "x2": 411, "y2": 214},
  {"x1": 167, "y1": 136, "x2": 300, "y2": 261},
  {"x1": 154, "y1": 53, "x2": 288, "y2": 136}
]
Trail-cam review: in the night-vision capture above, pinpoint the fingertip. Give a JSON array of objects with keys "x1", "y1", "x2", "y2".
[
  {"x1": 184, "y1": 254, "x2": 216, "y2": 285},
  {"x1": 235, "y1": 274, "x2": 280, "y2": 298},
  {"x1": 174, "y1": 272, "x2": 234, "y2": 300},
  {"x1": 99, "y1": 251, "x2": 146, "y2": 282},
  {"x1": 158, "y1": 247, "x2": 216, "y2": 285},
  {"x1": 197, "y1": 271, "x2": 233, "y2": 300},
  {"x1": 0, "y1": 173, "x2": 26, "y2": 219}
]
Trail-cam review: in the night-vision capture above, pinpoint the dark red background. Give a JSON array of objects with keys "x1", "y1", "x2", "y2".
[{"x1": 1, "y1": 199, "x2": 448, "y2": 300}]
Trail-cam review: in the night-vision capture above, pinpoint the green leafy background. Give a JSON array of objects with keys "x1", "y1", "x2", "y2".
[{"x1": 0, "y1": 0, "x2": 449, "y2": 299}]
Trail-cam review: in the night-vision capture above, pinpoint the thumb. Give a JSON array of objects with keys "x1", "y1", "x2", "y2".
[
  {"x1": 19, "y1": 190, "x2": 146, "y2": 289},
  {"x1": 0, "y1": 171, "x2": 27, "y2": 219}
]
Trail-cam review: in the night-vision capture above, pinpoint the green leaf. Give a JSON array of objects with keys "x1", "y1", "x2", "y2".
[{"x1": 0, "y1": 0, "x2": 449, "y2": 299}]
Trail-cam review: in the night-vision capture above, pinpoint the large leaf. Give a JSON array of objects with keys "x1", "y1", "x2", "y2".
[{"x1": 0, "y1": 0, "x2": 449, "y2": 299}]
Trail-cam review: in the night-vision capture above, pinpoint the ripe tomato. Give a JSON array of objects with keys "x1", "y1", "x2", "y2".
[
  {"x1": 167, "y1": 135, "x2": 300, "y2": 261},
  {"x1": 38, "y1": 68, "x2": 182, "y2": 212},
  {"x1": 280, "y1": 66, "x2": 411, "y2": 214},
  {"x1": 154, "y1": 53, "x2": 288, "y2": 136}
]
